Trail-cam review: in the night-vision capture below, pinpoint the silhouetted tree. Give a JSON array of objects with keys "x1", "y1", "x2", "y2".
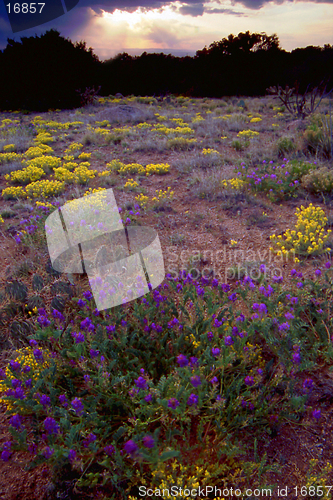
[{"x1": 0, "y1": 29, "x2": 101, "y2": 111}]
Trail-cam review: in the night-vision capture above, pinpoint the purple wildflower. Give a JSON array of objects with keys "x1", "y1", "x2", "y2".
[
  {"x1": 190, "y1": 375, "x2": 201, "y2": 387},
  {"x1": 244, "y1": 376, "x2": 255, "y2": 386},
  {"x1": 123, "y1": 439, "x2": 138, "y2": 455},
  {"x1": 142, "y1": 435, "x2": 155, "y2": 448},
  {"x1": 134, "y1": 376, "x2": 147, "y2": 390},
  {"x1": 187, "y1": 394, "x2": 199, "y2": 406},
  {"x1": 71, "y1": 397, "x2": 84, "y2": 416},
  {"x1": 176, "y1": 354, "x2": 189, "y2": 367},
  {"x1": 68, "y1": 449, "x2": 76, "y2": 462},
  {"x1": 9, "y1": 414, "x2": 22, "y2": 430},
  {"x1": 168, "y1": 398, "x2": 180, "y2": 409},
  {"x1": 312, "y1": 409, "x2": 321, "y2": 420},
  {"x1": 44, "y1": 417, "x2": 60, "y2": 435},
  {"x1": 43, "y1": 447, "x2": 54, "y2": 459}
]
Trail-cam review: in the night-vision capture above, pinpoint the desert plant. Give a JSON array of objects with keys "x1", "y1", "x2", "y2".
[
  {"x1": 267, "y1": 81, "x2": 333, "y2": 120},
  {"x1": 302, "y1": 113, "x2": 333, "y2": 159},
  {"x1": 301, "y1": 167, "x2": 333, "y2": 197},
  {"x1": 275, "y1": 136, "x2": 296, "y2": 157}
]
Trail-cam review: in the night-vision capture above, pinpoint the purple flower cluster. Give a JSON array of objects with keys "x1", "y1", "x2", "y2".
[
  {"x1": 292, "y1": 345, "x2": 301, "y2": 365},
  {"x1": 134, "y1": 376, "x2": 147, "y2": 390},
  {"x1": 123, "y1": 439, "x2": 138, "y2": 455},
  {"x1": 71, "y1": 397, "x2": 84, "y2": 416},
  {"x1": 44, "y1": 417, "x2": 60, "y2": 435},
  {"x1": 1, "y1": 441, "x2": 12, "y2": 462},
  {"x1": 80, "y1": 317, "x2": 95, "y2": 332},
  {"x1": 83, "y1": 433, "x2": 96, "y2": 447},
  {"x1": 9, "y1": 414, "x2": 22, "y2": 430},
  {"x1": 142, "y1": 435, "x2": 155, "y2": 448},
  {"x1": 187, "y1": 393, "x2": 199, "y2": 406}
]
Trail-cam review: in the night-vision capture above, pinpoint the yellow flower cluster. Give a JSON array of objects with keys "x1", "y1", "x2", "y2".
[
  {"x1": 2, "y1": 186, "x2": 28, "y2": 199},
  {"x1": 72, "y1": 163, "x2": 97, "y2": 185},
  {"x1": 32, "y1": 118, "x2": 84, "y2": 130},
  {"x1": 230, "y1": 240, "x2": 238, "y2": 247},
  {"x1": 3, "y1": 144, "x2": 16, "y2": 152},
  {"x1": 151, "y1": 124, "x2": 193, "y2": 135},
  {"x1": 93, "y1": 127, "x2": 110, "y2": 136},
  {"x1": 1, "y1": 118, "x2": 18, "y2": 126},
  {"x1": 237, "y1": 130, "x2": 259, "y2": 138},
  {"x1": 34, "y1": 131, "x2": 54, "y2": 144},
  {"x1": 0, "y1": 215, "x2": 4, "y2": 223},
  {"x1": 135, "y1": 193, "x2": 149, "y2": 207},
  {"x1": 0, "y1": 347, "x2": 52, "y2": 410},
  {"x1": 202, "y1": 148, "x2": 220, "y2": 155},
  {"x1": 192, "y1": 113, "x2": 205, "y2": 123},
  {"x1": 250, "y1": 117, "x2": 262, "y2": 123},
  {"x1": 25, "y1": 179, "x2": 65, "y2": 198},
  {"x1": 105, "y1": 159, "x2": 126, "y2": 171},
  {"x1": 62, "y1": 154, "x2": 75, "y2": 161},
  {"x1": 23, "y1": 155, "x2": 61, "y2": 172},
  {"x1": 62, "y1": 162, "x2": 77, "y2": 170},
  {"x1": 83, "y1": 187, "x2": 106, "y2": 197},
  {"x1": 118, "y1": 163, "x2": 146, "y2": 175},
  {"x1": 185, "y1": 332, "x2": 201, "y2": 349},
  {"x1": 170, "y1": 117, "x2": 186, "y2": 125},
  {"x1": 135, "y1": 122, "x2": 150, "y2": 129},
  {"x1": 124, "y1": 178, "x2": 139, "y2": 189},
  {"x1": 145, "y1": 163, "x2": 170, "y2": 176},
  {"x1": 270, "y1": 204, "x2": 332, "y2": 257},
  {"x1": 25, "y1": 144, "x2": 54, "y2": 158},
  {"x1": 78, "y1": 152, "x2": 92, "y2": 160},
  {"x1": 98, "y1": 170, "x2": 111, "y2": 177},
  {"x1": 152, "y1": 187, "x2": 174, "y2": 202},
  {"x1": 66, "y1": 188, "x2": 108, "y2": 214},
  {"x1": 53, "y1": 167, "x2": 76, "y2": 183},
  {"x1": 173, "y1": 126, "x2": 192, "y2": 134},
  {"x1": 155, "y1": 113, "x2": 167, "y2": 121},
  {"x1": 95, "y1": 120, "x2": 110, "y2": 127},
  {"x1": 221, "y1": 178, "x2": 247, "y2": 190},
  {"x1": 5, "y1": 165, "x2": 45, "y2": 184},
  {"x1": 36, "y1": 200, "x2": 54, "y2": 209},
  {"x1": 64, "y1": 142, "x2": 83, "y2": 153},
  {"x1": 112, "y1": 126, "x2": 131, "y2": 134},
  {"x1": 0, "y1": 152, "x2": 23, "y2": 163}
]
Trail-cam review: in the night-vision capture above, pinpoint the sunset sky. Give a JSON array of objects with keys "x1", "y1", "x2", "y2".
[{"x1": 0, "y1": 0, "x2": 333, "y2": 60}]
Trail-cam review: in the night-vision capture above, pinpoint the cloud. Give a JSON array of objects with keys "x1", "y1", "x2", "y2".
[
  {"x1": 205, "y1": 7, "x2": 248, "y2": 14},
  {"x1": 178, "y1": 3, "x2": 205, "y2": 15}
]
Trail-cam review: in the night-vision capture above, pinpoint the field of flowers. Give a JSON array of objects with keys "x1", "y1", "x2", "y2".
[{"x1": 0, "y1": 95, "x2": 333, "y2": 499}]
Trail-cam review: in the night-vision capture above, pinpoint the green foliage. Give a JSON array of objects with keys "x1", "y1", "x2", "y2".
[
  {"x1": 1, "y1": 263, "x2": 333, "y2": 494},
  {"x1": 238, "y1": 158, "x2": 315, "y2": 202},
  {"x1": 275, "y1": 136, "x2": 296, "y2": 157}
]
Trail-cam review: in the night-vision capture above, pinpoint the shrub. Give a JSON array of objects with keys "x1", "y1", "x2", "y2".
[
  {"x1": 275, "y1": 136, "x2": 296, "y2": 157},
  {"x1": 301, "y1": 167, "x2": 333, "y2": 196},
  {"x1": 270, "y1": 203, "x2": 331, "y2": 258},
  {"x1": 167, "y1": 137, "x2": 197, "y2": 151},
  {"x1": 302, "y1": 114, "x2": 332, "y2": 159},
  {"x1": 238, "y1": 158, "x2": 315, "y2": 201},
  {"x1": 232, "y1": 140, "x2": 245, "y2": 151}
]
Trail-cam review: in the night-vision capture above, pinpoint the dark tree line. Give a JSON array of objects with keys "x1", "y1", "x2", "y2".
[{"x1": 0, "y1": 29, "x2": 333, "y2": 111}]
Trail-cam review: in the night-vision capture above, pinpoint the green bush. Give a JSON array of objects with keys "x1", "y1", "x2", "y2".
[
  {"x1": 275, "y1": 136, "x2": 296, "y2": 157},
  {"x1": 302, "y1": 166, "x2": 333, "y2": 195}
]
